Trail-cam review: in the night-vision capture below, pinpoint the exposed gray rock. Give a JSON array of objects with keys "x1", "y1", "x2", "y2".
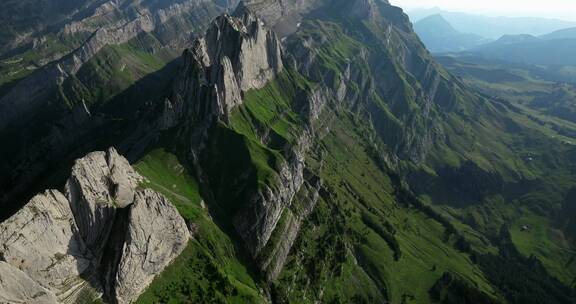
[
  {"x1": 258, "y1": 177, "x2": 321, "y2": 280},
  {"x1": 161, "y1": 6, "x2": 326, "y2": 275},
  {"x1": 233, "y1": 132, "x2": 312, "y2": 257},
  {"x1": 233, "y1": 155, "x2": 305, "y2": 256},
  {"x1": 307, "y1": 86, "x2": 332, "y2": 121},
  {"x1": 0, "y1": 13, "x2": 152, "y2": 129},
  {"x1": 349, "y1": 0, "x2": 380, "y2": 19},
  {"x1": 0, "y1": 0, "x2": 240, "y2": 216},
  {"x1": 0, "y1": 148, "x2": 189, "y2": 303},
  {"x1": 65, "y1": 148, "x2": 142, "y2": 254},
  {"x1": 0, "y1": 190, "x2": 98, "y2": 303},
  {"x1": 114, "y1": 189, "x2": 190, "y2": 304},
  {"x1": 0, "y1": 0, "x2": 237, "y2": 130},
  {"x1": 0, "y1": 262, "x2": 58, "y2": 304},
  {"x1": 241, "y1": 0, "x2": 326, "y2": 37},
  {"x1": 164, "y1": 9, "x2": 283, "y2": 125}
]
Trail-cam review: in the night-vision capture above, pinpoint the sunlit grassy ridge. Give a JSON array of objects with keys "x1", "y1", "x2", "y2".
[
  {"x1": 133, "y1": 69, "x2": 314, "y2": 303},
  {"x1": 273, "y1": 108, "x2": 500, "y2": 303},
  {"x1": 135, "y1": 148, "x2": 266, "y2": 303}
]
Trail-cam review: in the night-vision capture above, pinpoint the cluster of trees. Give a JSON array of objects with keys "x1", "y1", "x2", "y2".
[
  {"x1": 473, "y1": 227, "x2": 576, "y2": 304},
  {"x1": 361, "y1": 212, "x2": 402, "y2": 260},
  {"x1": 429, "y1": 272, "x2": 498, "y2": 304}
]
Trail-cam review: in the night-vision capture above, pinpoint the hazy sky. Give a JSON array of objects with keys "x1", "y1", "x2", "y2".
[{"x1": 388, "y1": 0, "x2": 576, "y2": 21}]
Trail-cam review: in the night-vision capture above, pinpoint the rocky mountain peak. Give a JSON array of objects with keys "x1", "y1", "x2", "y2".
[
  {"x1": 167, "y1": 7, "x2": 283, "y2": 125},
  {"x1": 349, "y1": 0, "x2": 381, "y2": 19},
  {"x1": 0, "y1": 148, "x2": 190, "y2": 304}
]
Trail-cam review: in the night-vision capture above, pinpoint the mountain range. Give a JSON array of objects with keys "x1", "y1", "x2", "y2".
[
  {"x1": 414, "y1": 14, "x2": 490, "y2": 53},
  {"x1": 466, "y1": 28, "x2": 576, "y2": 65},
  {"x1": 0, "y1": 0, "x2": 575, "y2": 303},
  {"x1": 412, "y1": 13, "x2": 576, "y2": 66},
  {"x1": 408, "y1": 7, "x2": 576, "y2": 39}
]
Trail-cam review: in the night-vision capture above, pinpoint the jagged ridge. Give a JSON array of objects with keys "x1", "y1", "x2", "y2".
[{"x1": 0, "y1": 148, "x2": 190, "y2": 304}]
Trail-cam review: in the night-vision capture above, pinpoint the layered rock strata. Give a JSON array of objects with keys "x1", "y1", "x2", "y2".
[
  {"x1": 164, "y1": 9, "x2": 283, "y2": 126},
  {"x1": 0, "y1": 0, "x2": 239, "y2": 129},
  {"x1": 0, "y1": 148, "x2": 190, "y2": 304},
  {"x1": 162, "y1": 6, "x2": 322, "y2": 279}
]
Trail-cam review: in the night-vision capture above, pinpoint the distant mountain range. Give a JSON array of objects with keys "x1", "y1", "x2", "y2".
[
  {"x1": 408, "y1": 7, "x2": 576, "y2": 39},
  {"x1": 414, "y1": 14, "x2": 490, "y2": 53},
  {"x1": 411, "y1": 11, "x2": 576, "y2": 66},
  {"x1": 466, "y1": 28, "x2": 576, "y2": 65},
  {"x1": 541, "y1": 27, "x2": 576, "y2": 40}
]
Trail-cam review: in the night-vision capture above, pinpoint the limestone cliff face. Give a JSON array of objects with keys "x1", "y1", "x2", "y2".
[
  {"x1": 165, "y1": 9, "x2": 283, "y2": 125},
  {"x1": 160, "y1": 6, "x2": 319, "y2": 278},
  {"x1": 0, "y1": 261, "x2": 60, "y2": 304},
  {"x1": 65, "y1": 147, "x2": 143, "y2": 255},
  {"x1": 256, "y1": 172, "x2": 321, "y2": 280},
  {"x1": 0, "y1": 0, "x2": 471, "y2": 296},
  {"x1": 114, "y1": 189, "x2": 190, "y2": 304},
  {"x1": 241, "y1": 0, "x2": 326, "y2": 37},
  {"x1": 281, "y1": 0, "x2": 451, "y2": 164},
  {"x1": 0, "y1": 190, "x2": 96, "y2": 303},
  {"x1": 0, "y1": 148, "x2": 190, "y2": 304},
  {"x1": 0, "y1": 0, "x2": 237, "y2": 130},
  {"x1": 0, "y1": 0, "x2": 237, "y2": 221},
  {"x1": 233, "y1": 133, "x2": 311, "y2": 257}
]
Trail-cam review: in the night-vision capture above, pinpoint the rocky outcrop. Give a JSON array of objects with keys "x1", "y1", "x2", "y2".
[
  {"x1": 0, "y1": 148, "x2": 190, "y2": 303},
  {"x1": 160, "y1": 6, "x2": 322, "y2": 278},
  {"x1": 257, "y1": 174, "x2": 321, "y2": 280},
  {"x1": 0, "y1": 0, "x2": 236, "y2": 130},
  {"x1": 0, "y1": 0, "x2": 238, "y2": 227},
  {"x1": 349, "y1": 0, "x2": 381, "y2": 19},
  {"x1": 114, "y1": 189, "x2": 189, "y2": 304},
  {"x1": 241, "y1": 0, "x2": 326, "y2": 37},
  {"x1": 0, "y1": 262, "x2": 58, "y2": 304},
  {"x1": 65, "y1": 148, "x2": 143, "y2": 254},
  {"x1": 0, "y1": 11, "x2": 144, "y2": 128},
  {"x1": 233, "y1": 132, "x2": 312, "y2": 257},
  {"x1": 0, "y1": 190, "x2": 96, "y2": 303},
  {"x1": 165, "y1": 9, "x2": 283, "y2": 125},
  {"x1": 279, "y1": 0, "x2": 450, "y2": 164}
]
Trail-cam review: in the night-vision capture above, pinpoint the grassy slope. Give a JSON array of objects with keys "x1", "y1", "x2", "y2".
[
  {"x1": 272, "y1": 109, "x2": 500, "y2": 303},
  {"x1": 107, "y1": 8, "x2": 576, "y2": 304},
  {"x1": 0, "y1": 0, "x2": 222, "y2": 97},
  {"x1": 130, "y1": 64, "x2": 503, "y2": 303},
  {"x1": 436, "y1": 55, "x2": 576, "y2": 286},
  {"x1": 57, "y1": 32, "x2": 177, "y2": 109},
  {"x1": 134, "y1": 69, "x2": 314, "y2": 303},
  {"x1": 0, "y1": 32, "x2": 89, "y2": 94},
  {"x1": 509, "y1": 210, "x2": 576, "y2": 285},
  {"x1": 278, "y1": 8, "x2": 576, "y2": 302},
  {"x1": 135, "y1": 148, "x2": 266, "y2": 303},
  {"x1": 129, "y1": 61, "x2": 573, "y2": 304}
]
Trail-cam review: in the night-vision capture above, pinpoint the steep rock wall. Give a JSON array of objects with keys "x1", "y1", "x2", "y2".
[{"x1": 0, "y1": 148, "x2": 190, "y2": 303}]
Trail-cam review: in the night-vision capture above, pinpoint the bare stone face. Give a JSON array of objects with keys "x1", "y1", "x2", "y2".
[{"x1": 0, "y1": 148, "x2": 190, "y2": 303}]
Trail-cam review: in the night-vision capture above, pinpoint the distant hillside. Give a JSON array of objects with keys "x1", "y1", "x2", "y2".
[
  {"x1": 437, "y1": 54, "x2": 576, "y2": 126},
  {"x1": 414, "y1": 14, "x2": 489, "y2": 53},
  {"x1": 541, "y1": 27, "x2": 576, "y2": 40},
  {"x1": 408, "y1": 8, "x2": 576, "y2": 39},
  {"x1": 468, "y1": 34, "x2": 576, "y2": 65},
  {"x1": 490, "y1": 34, "x2": 540, "y2": 45}
]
